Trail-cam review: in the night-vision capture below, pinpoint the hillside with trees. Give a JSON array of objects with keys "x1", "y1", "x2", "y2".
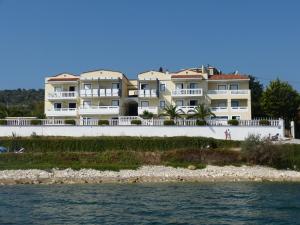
[{"x1": 0, "y1": 89, "x2": 44, "y2": 118}]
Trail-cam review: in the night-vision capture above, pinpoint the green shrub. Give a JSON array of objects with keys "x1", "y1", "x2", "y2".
[
  {"x1": 0, "y1": 120, "x2": 7, "y2": 126},
  {"x1": 228, "y1": 119, "x2": 239, "y2": 126},
  {"x1": 196, "y1": 120, "x2": 206, "y2": 126},
  {"x1": 65, "y1": 120, "x2": 76, "y2": 125},
  {"x1": 131, "y1": 119, "x2": 142, "y2": 125},
  {"x1": 259, "y1": 119, "x2": 270, "y2": 126},
  {"x1": 140, "y1": 110, "x2": 154, "y2": 119},
  {"x1": 98, "y1": 120, "x2": 109, "y2": 126},
  {"x1": 0, "y1": 136, "x2": 240, "y2": 153},
  {"x1": 30, "y1": 120, "x2": 42, "y2": 126},
  {"x1": 164, "y1": 120, "x2": 175, "y2": 126}
]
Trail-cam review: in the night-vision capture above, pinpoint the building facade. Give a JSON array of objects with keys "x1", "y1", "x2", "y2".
[{"x1": 44, "y1": 66, "x2": 252, "y2": 120}]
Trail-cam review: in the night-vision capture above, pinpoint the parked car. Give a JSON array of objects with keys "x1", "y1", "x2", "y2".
[{"x1": 0, "y1": 146, "x2": 8, "y2": 153}]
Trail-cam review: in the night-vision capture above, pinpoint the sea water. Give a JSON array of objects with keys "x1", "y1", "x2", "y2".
[{"x1": 0, "y1": 183, "x2": 299, "y2": 224}]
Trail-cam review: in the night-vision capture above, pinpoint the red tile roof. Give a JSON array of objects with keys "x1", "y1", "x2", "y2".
[
  {"x1": 171, "y1": 75, "x2": 203, "y2": 79},
  {"x1": 208, "y1": 74, "x2": 249, "y2": 80},
  {"x1": 48, "y1": 77, "x2": 79, "y2": 82}
]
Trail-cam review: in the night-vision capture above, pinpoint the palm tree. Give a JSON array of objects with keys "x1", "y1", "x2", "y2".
[
  {"x1": 187, "y1": 104, "x2": 215, "y2": 120},
  {"x1": 160, "y1": 105, "x2": 185, "y2": 119}
]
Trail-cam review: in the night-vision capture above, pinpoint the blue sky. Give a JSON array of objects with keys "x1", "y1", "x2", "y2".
[{"x1": 0, "y1": 0, "x2": 300, "y2": 90}]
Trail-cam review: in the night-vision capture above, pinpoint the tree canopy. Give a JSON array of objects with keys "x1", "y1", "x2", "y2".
[
  {"x1": 261, "y1": 79, "x2": 300, "y2": 121},
  {"x1": 249, "y1": 75, "x2": 266, "y2": 118}
]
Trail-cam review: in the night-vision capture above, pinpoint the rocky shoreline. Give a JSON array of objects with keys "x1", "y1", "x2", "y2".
[{"x1": 1, "y1": 165, "x2": 300, "y2": 185}]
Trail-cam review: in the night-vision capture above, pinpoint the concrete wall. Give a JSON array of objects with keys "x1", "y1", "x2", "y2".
[{"x1": 0, "y1": 125, "x2": 284, "y2": 140}]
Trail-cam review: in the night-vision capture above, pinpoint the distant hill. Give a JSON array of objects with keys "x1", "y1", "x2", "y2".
[
  {"x1": 0, "y1": 89, "x2": 44, "y2": 118},
  {"x1": 0, "y1": 89, "x2": 44, "y2": 108}
]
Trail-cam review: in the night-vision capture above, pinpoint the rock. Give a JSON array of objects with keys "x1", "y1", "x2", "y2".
[{"x1": 188, "y1": 165, "x2": 196, "y2": 170}]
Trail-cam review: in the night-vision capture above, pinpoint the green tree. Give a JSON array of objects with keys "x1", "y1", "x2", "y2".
[
  {"x1": 249, "y1": 75, "x2": 266, "y2": 118},
  {"x1": 187, "y1": 104, "x2": 215, "y2": 120},
  {"x1": 261, "y1": 79, "x2": 300, "y2": 121},
  {"x1": 161, "y1": 105, "x2": 184, "y2": 119},
  {"x1": 140, "y1": 110, "x2": 154, "y2": 119}
]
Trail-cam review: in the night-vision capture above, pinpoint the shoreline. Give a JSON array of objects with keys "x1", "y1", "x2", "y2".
[{"x1": 1, "y1": 165, "x2": 300, "y2": 185}]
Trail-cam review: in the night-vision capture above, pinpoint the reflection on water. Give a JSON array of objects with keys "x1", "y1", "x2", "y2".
[{"x1": 0, "y1": 183, "x2": 300, "y2": 224}]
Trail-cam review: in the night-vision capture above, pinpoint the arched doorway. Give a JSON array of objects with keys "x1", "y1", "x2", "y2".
[{"x1": 124, "y1": 100, "x2": 138, "y2": 116}]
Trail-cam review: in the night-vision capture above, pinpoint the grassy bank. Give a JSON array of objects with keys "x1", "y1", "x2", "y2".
[
  {"x1": 0, "y1": 136, "x2": 240, "y2": 152},
  {"x1": 0, "y1": 136, "x2": 300, "y2": 171}
]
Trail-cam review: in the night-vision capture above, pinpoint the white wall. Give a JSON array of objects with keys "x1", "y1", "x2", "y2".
[{"x1": 0, "y1": 125, "x2": 284, "y2": 140}]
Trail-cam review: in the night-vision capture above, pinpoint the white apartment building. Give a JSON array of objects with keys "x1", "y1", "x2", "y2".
[{"x1": 44, "y1": 66, "x2": 251, "y2": 120}]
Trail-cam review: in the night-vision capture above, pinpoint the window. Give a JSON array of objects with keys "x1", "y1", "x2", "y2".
[
  {"x1": 54, "y1": 87, "x2": 62, "y2": 92},
  {"x1": 189, "y1": 83, "x2": 198, "y2": 89},
  {"x1": 69, "y1": 86, "x2": 75, "y2": 92},
  {"x1": 141, "y1": 101, "x2": 149, "y2": 107},
  {"x1": 160, "y1": 100, "x2": 165, "y2": 108},
  {"x1": 84, "y1": 84, "x2": 92, "y2": 90},
  {"x1": 83, "y1": 101, "x2": 91, "y2": 108},
  {"x1": 232, "y1": 116, "x2": 241, "y2": 120},
  {"x1": 54, "y1": 103, "x2": 61, "y2": 109},
  {"x1": 112, "y1": 100, "x2": 119, "y2": 106},
  {"x1": 175, "y1": 100, "x2": 183, "y2": 106},
  {"x1": 231, "y1": 100, "x2": 239, "y2": 107},
  {"x1": 141, "y1": 84, "x2": 149, "y2": 90},
  {"x1": 230, "y1": 83, "x2": 239, "y2": 90},
  {"x1": 112, "y1": 83, "x2": 120, "y2": 89},
  {"x1": 175, "y1": 83, "x2": 184, "y2": 89},
  {"x1": 160, "y1": 83, "x2": 166, "y2": 92},
  {"x1": 189, "y1": 100, "x2": 198, "y2": 106},
  {"x1": 69, "y1": 103, "x2": 77, "y2": 109},
  {"x1": 218, "y1": 84, "x2": 227, "y2": 90},
  {"x1": 218, "y1": 101, "x2": 227, "y2": 107}
]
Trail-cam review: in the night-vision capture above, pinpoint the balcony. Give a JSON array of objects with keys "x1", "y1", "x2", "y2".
[
  {"x1": 172, "y1": 88, "x2": 203, "y2": 97},
  {"x1": 231, "y1": 106, "x2": 248, "y2": 112},
  {"x1": 47, "y1": 91, "x2": 77, "y2": 100},
  {"x1": 210, "y1": 107, "x2": 228, "y2": 112},
  {"x1": 138, "y1": 89, "x2": 157, "y2": 98},
  {"x1": 46, "y1": 108, "x2": 77, "y2": 117},
  {"x1": 80, "y1": 89, "x2": 119, "y2": 98},
  {"x1": 207, "y1": 90, "x2": 250, "y2": 95},
  {"x1": 138, "y1": 107, "x2": 159, "y2": 115},
  {"x1": 79, "y1": 106, "x2": 120, "y2": 115}
]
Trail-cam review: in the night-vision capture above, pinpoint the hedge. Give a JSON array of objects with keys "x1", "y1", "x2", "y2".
[
  {"x1": 259, "y1": 120, "x2": 270, "y2": 126},
  {"x1": 131, "y1": 119, "x2": 142, "y2": 125},
  {"x1": 164, "y1": 120, "x2": 175, "y2": 126},
  {"x1": 0, "y1": 136, "x2": 240, "y2": 153},
  {"x1": 0, "y1": 120, "x2": 7, "y2": 126},
  {"x1": 30, "y1": 120, "x2": 42, "y2": 126},
  {"x1": 65, "y1": 120, "x2": 76, "y2": 125},
  {"x1": 228, "y1": 119, "x2": 239, "y2": 126},
  {"x1": 196, "y1": 120, "x2": 206, "y2": 126},
  {"x1": 98, "y1": 120, "x2": 109, "y2": 126}
]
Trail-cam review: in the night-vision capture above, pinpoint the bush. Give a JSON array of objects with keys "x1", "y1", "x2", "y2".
[
  {"x1": 131, "y1": 119, "x2": 142, "y2": 125},
  {"x1": 164, "y1": 120, "x2": 175, "y2": 126},
  {"x1": 140, "y1": 110, "x2": 154, "y2": 119},
  {"x1": 241, "y1": 134, "x2": 300, "y2": 170},
  {"x1": 0, "y1": 120, "x2": 7, "y2": 126},
  {"x1": 228, "y1": 119, "x2": 239, "y2": 126},
  {"x1": 196, "y1": 120, "x2": 206, "y2": 126},
  {"x1": 98, "y1": 120, "x2": 109, "y2": 126},
  {"x1": 259, "y1": 119, "x2": 270, "y2": 126},
  {"x1": 65, "y1": 120, "x2": 76, "y2": 125},
  {"x1": 30, "y1": 120, "x2": 42, "y2": 126}
]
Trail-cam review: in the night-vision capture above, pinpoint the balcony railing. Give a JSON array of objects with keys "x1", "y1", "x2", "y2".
[
  {"x1": 48, "y1": 91, "x2": 77, "y2": 100},
  {"x1": 79, "y1": 106, "x2": 119, "y2": 115},
  {"x1": 231, "y1": 106, "x2": 248, "y2": 112},
  {"x1": 172, "y1": 88, "x2": 203, "y2": 97},
  {"x1": 80, "y1": 89, "x2": 119, "y2": 97},
  {"x1": 210, "y1": 107, "x2": 228, "y2": 112},
  {"x1": 177, "y1": 106, "x2": 197, "y2": 114},
  {"x1": 46, "y1": 108, "x2": 77, "y2": 117},
  {"x1": 138, "y1": 89, "x2": 157, "y2": 98},
  {"x1": 138, "y1": 106, "x2": 159, "y2": 115},
  {"x1": 207, "y1": 90, "x2": 250, "y2": 95}
]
